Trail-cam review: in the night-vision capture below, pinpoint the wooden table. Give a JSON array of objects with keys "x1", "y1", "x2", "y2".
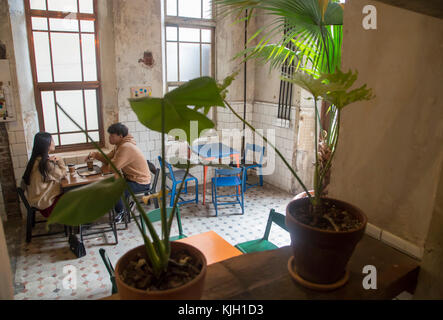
[
  {"x1": 202, "y1": 235, "x2": 420, "y2": 300},
  {"x1": 61, "y1": 165, "x2": 113, "y2": 190},
  {"x1": 191, "y1": 143, "x2": 240, "y2": 205},
  {"x1": 102, "y1": 235, "x2": 420, "y2": 300},
  {"x1": 176, "y1": 231, "x2": 243, "y2": 265}
]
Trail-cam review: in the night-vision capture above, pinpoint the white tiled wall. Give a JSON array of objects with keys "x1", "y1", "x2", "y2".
[{"x1": 252, "y1": 101, "x2": 296, "y2": 193}]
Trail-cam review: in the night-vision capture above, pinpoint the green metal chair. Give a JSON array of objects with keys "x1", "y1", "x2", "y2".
[
  {"x1": 235, "y1": 209, "x2": 288, "y2": 253},
  {"x1": 99, "y1": 248, "x2": 117, "y2": 295},
  {"x1": 140, "y1": 207, "x2": 187, "y2": 241}
]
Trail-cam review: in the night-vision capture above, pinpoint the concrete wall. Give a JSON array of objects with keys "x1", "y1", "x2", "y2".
[
  {"x1": 328, "y1": 0, "x2": 443, "y2": 248},
  {"x1": 0, "y1": 217, "x2": 13, "y2": 299}
]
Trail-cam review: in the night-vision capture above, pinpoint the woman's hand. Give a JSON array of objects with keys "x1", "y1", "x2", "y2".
[{"x1": 49, "y1": 156, "x2": 60, "y2": 162}]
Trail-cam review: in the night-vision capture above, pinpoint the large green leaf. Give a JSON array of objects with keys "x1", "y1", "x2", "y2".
[
  {"x1": 47, "y1": 176, "x2": 126, "y2": 226},
  {"x1": 164, "y1": 77, "x2": 225, "y2": 110},
  {"x1": 130, "y1": 97, "x2": 215, "y2": 144},
  {"x1": 129, "y1": 77, "x2": 229, "y2": 144}
]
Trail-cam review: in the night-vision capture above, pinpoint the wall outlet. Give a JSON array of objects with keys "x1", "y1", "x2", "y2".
[{"x1": 130, "y1": 87, "x2": 152, "y2": 98}]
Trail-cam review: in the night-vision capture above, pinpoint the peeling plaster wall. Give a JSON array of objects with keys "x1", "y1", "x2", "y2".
[
  {"x1": 328, "y1": 0, "x2": 443, "y2": 247},
  {"x1": 112, "y1": 0, "x2": 167, "y2": 180}
]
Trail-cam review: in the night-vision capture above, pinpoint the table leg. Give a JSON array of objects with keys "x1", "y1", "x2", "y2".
[
  {"x1": 233, "y1": 154, "x2": 241, "y2": 193},
  {"x1": 203, "y1": 165, "x2": 208, "y2": 205}
]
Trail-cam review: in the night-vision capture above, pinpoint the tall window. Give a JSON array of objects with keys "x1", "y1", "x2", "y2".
[
  {"x1": 25, "y1": 0, "x2": 104, "y2": 151},
  {"x1": 164, "y1": 0, "x2": 215, "y2": 92}
]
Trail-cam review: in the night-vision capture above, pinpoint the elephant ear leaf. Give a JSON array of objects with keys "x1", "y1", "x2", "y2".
[
  {"x1": 165, "y1": 76, "x2": 225, "y2": 110},
  {"x1": 47, "y1": 177, "x2": 126, "y2": 227}
]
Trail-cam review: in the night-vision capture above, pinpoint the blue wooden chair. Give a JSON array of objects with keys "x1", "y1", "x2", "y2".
[
  {"x1": 232, "y1": 143, "x2": 265, "y2": 190},
  {"x1": 158, "y1": 156, "x2": 198, "y2": 207},
  {"x1": 211, "y1": 167, "x2": 245, "y2": 216},
  {"x1": 235, "y1": 209, "x2": 288, "y2": 253}
]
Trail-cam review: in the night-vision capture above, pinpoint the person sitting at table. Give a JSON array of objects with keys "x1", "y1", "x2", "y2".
[
  {"x1": 86, "y1": 123, "x2": 151, "y2": 222},
  {"x1": 22, "y1": 132, "x2": 67, "y2": 218}
]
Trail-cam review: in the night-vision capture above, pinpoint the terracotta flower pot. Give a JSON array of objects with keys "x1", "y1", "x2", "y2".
[
  {"x1": 285, "y1": 196, "x2": 367, "y2": 285},
  {"x1": 115, "y1": 241, "x2": 207, "y2": 300}
]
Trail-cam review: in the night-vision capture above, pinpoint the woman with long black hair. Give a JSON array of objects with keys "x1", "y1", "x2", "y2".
[{"x1": 22, "y1": 132, "x2": 67, "y2": 218}]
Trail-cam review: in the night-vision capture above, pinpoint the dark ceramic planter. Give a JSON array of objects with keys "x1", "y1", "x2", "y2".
[
  {"x1": 115, "y1": 241, "x2": 207, "y2": 300},
  {"x1": 285, "y1": 196, "x2": 367, "y2": 284}
]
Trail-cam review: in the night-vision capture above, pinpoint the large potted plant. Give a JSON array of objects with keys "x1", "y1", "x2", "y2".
[
  {"x1": 216, "y1": 0, "x2": 373, "y2": 289},
  {"x1": 47, "y1": 77, "x2": 232, "y2": 299}
]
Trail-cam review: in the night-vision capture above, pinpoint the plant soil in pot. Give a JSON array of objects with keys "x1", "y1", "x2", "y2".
[
  {"x1": 115, "y1": 241, "x2": 207, "y2": 300},
  {"x1": 285, "y1": 197, "x2": 367, "y2": 288}
]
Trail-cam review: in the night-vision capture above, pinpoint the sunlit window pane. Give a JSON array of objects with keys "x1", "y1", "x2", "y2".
[
  {"x1": 201, "y1": 29, "x2": 211, "y2": 43},
  {"x1": 167, "y1": 43, "x2": 178, "y2": 82},
  {"x1": 203, "y1": 0, "x2": 212, "y2": 19},
  {"x1": 202, "y1": 44, "x2": 211, "y2": 76},
  {"x1": 178, "y1": 0, "x2": 201, "y2": 18},
  {"x1": 41, "y1": 91, "x2": 58, "y2": 133},
  {"x1": 51, "y1": 134, "x2": 60, "y2": 146},
  {"x1": 80, "y1": 20, "x2": 95, "y2": 33},
  {"x1": 31, "y1": 17, "x2": 48, "y2": 31},
  {"x1": 87, "y1": 131, "x2": 99, "y2": 142},
  {"x1": 55, "y1": 90, "x2": 85, "y2": 133},
  {"x1": 81, "y1": 34, "x2": 97, "y2": 81},
  {"x1": 47, "y1": 0, "x2": 77, "y2": 12},
  {"x1": 33, "y1": 32, "x2": 52, "y2": 82},
  {"x1": 47, "y1": 0, "x2": 78, "y2": 12},
  {"x1": 79, "y1": 0, "x2": 94, "y2": 13},
  {"x1": 60, "y1": 133, "x2": 87, "y2": 145},
  {"x1": 84, "y1": 90, "x2": 99, "y2": 130},
  {"x1": 49, "y1": 18, "x2": 79, "y2": 32},
  {"x1": 179, "y1": 28, "x2": 200, "y2": 42},
  {"x1": 30, "y1": 0, "x2": 46, "y2": 10},
  {"x1": 179, "y1": 43, "x2": 200, "y2": 81},
  {"x1": 166, "y1": 26, "x2": 177, "y2": 41},
  {"x1": 166, "y1": 0, "x2": 177, "y2": 16},
  {"x1": 51, "y1": 33, "x2": 82, "y2": 82}
]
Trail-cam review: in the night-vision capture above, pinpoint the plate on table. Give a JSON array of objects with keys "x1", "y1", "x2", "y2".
[{"x1": 76, "y1": 165, "x2": 102, "y2": 177}]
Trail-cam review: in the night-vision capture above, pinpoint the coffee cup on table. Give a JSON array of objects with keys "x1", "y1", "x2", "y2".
[
  {"x1": 68, "y1": 164, "x2": 75, "y2": 175},
  {"x1": 87, "y1": 159, "x2": 94, "y2": 171}
]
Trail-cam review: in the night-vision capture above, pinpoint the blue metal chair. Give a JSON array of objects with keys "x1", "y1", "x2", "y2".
[
  {"x1": 158, "y1": 156, "x2": 198, "y2": 206},
  {"x1": 232, "y1": 143, "x2": 265, "y2": 190},
  {"x1": 211, "y1": 167, "x2": 245, "y2": 216},
  {"x1": 243, "y1": 144, "x2": 265, "y2": 190}
]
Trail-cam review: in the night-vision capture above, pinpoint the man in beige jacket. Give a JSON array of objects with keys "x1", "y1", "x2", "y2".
[{"x1": 87, "y1": 123, "x2": 151, "y2": 222}]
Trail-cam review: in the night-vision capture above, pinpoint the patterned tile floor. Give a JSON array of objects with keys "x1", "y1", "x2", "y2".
[{"x1": 11, "y1": 182, "x2": 293, "y2": 300}]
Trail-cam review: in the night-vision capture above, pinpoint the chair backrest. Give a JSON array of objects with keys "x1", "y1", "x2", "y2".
[
  {"x1": 147, "y1": 160, "x2": 160, "y2": 193},
  {"x1": 145, "y1": 207, "x2": 184, "y2": 236},
  {"x1": 245, "y1": 143, "x2": 265, "y2": 165},
  {"x1": 99, "y1": 248, "x2": 117, "y2": 294},
  {"x1": 263, "y1": 209, "x2": 289, "y2": 240},
  {"x1": 157, "y1": 156, "x2": 177, "y2": 182},
  {"x1": 215, "y1": 167, "x2": 243, "y2": 176},
  {"x1": 17, "y1": 181, "x2": 32, "y2": 212}
]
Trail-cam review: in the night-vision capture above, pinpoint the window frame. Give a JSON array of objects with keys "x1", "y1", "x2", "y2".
[
  {"x1": 164, "y1": 0, "x2": 216, "y2": 92},
  {"x1": 25, "y1": 0, "x2": 105, "y2": 152}
]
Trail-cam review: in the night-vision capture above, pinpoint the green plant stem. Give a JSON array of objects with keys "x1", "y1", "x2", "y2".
[
  {"x1": 161, "y1": 101, "x2": 167, "y2": 246},
  {"x1": 318, "y1": 108, "x2": 340, "y2": 192},
  {"x1": 224, "y1": 99, "x2": 313, "y2": 204},
  {"x1": 166, "y1": 159, "x2": 191, "y2": 242}
]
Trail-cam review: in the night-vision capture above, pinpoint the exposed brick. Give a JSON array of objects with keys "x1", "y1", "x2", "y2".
[{"x1": 0, "y1": 123, "x2": 21, "y2": 219}]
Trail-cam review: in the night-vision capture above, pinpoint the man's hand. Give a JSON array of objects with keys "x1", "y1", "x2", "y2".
[{"x1": 84, "y1": 152, "x2": 94, "y2": 162}]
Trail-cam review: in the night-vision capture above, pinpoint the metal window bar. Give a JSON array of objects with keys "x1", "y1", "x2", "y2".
[{"x1": 277, "y1": 22, "x2": 295, "y2": 121}]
